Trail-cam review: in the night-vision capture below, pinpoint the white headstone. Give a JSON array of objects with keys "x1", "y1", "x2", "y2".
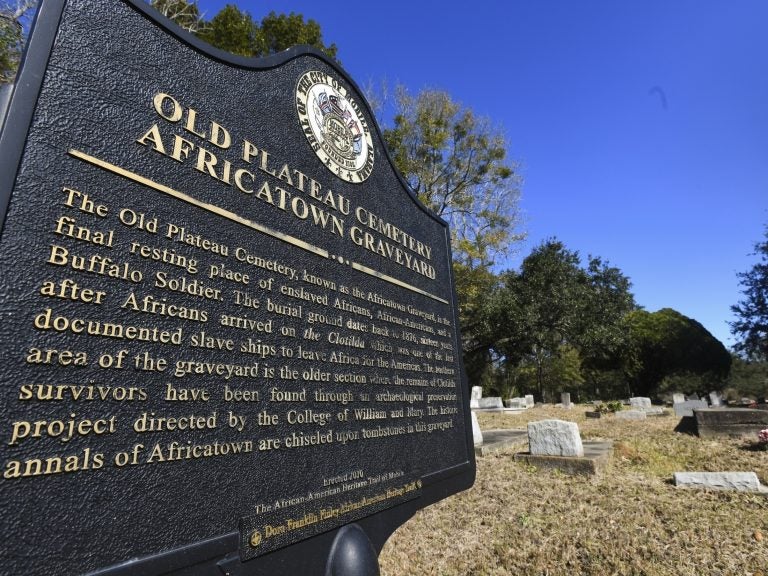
[
  {"x1": 525, "y1": 394, "x2": 535, "y2": 408},
  {"x1": 672, "y1": 393, "x2": 686, "y2": 404},
  {"x1": 643, "y1": 407, "x2": 665, "y2": 416},
  {"x1": 477, "y1": 397, "x2": 504, "y2": 410},
  {"x1": 630, "y1": 397, "x2": 652, "y2": 409},
  {"x1": 527, "y1": 419, "x2": 584, "y2": 457},
  {"x1": 674, "y1": 472, "x2": 767, "y2": 493},
  {"x1": 505, "y1": 397, "x2": 526, "y2": 409},
  {"x1": 470, "y1": 386, "x2": 482, "y2": 409},
  {"x1": 471, "y1": 411, "x2": 483, "y2": 446},
  {"x1": 709, "y1": 391, "x2": 723, "y2": 407}
]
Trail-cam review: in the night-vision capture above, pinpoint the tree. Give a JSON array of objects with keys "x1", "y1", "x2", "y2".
[
  {"x1": 0, "y1": 0, "x2": 36, "y2": 84},
  {"x1": 254, "y1": 11, "x2": 337, "y2": 58},
  {"x1": 192, "y1": 4, "x2": 337, "y2": 60},
  {"x1": 481, "y1": 239, "x2": 637, "y2": 401},
  {"x1": 196, "y1": 4, "x2": 256, "y2": 57},
  {"x1": 382, "y1": 87, "x2": 524, "y2": 270},
  {"x1": 627, "y1": 308, "x2": 731, "y2": 397},
  {"x1": 378, "y1": 87, "x2": 524, "y2": 382},
  {"x1": 731, "y1": 225, "x2": 768, "y2": 361},
  {"x1": 726, "y1": 355, "x2": 768, "y2": 400},
  {"x1": 577, "y1": 256, "x2": 637, "y2": 397},
  {"x1": 150, "y1": 0, "x2": 205, "y2": 33},
  {"x1": 504, "y1": 240, "x2": 588, "y2": 400}
]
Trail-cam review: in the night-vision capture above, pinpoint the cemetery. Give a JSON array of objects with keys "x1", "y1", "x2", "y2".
[
  {"x1": 379, "y1": 402, "x2": 768, "y2": 575},
  {"x1": 1, "y1": 1, "x2": 767, "y2": 575}
]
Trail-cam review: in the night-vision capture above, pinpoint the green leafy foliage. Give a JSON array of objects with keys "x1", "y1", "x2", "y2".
[
  {"x1": 626, "y1": 308, "x2": 731, "y2": 396},
  {"x1": 725, "y1": 355, "x2": 768, "y2": 400},
  {"x1": 254, "y1": 12, "x2": 337, "y2": 58},
  {"x1": 594, "y1": 400, "x2": 623, "y2": 413},
  {"x1": 0, "y1": 1, "x2": 37, "y2": 84},
  {"x1": 731, "y1": 224, "x2": 768, "y2": 361},
  {"x1": 606, "y1": 400, "x2": 623, "y2": 412},
  {"x1": 382, "y1": 87, "x2": 524, "y2": 270},
  {"x1": 157, "y1": 1, "x2": 337, "y2": 60},
  {"x1": 196, "y1": 4, "x2": 256, "y2": 57},
  {"x1": 487, "y1": 239, "x2": 636, "y2": 401}
]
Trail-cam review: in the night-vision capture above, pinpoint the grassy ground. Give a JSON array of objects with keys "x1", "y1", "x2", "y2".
[{"x1": 378, "y1": 405, "x2": 768, "y2": 576}]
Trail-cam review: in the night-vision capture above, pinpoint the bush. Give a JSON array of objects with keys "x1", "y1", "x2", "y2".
[
  {"x1": 607, "y1": 400, "x2": 624, "y2": 412},
  {"x1": 593, "y1": 400, "x2": 623, "y2": 414}
]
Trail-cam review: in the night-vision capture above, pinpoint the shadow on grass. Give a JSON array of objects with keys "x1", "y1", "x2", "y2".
[
  {"x1": 739, "y1": 442, "x2": 768, "y2": 453},
  {"x1": 673, "y1": 416, "x2": 697, "y2": 435}
]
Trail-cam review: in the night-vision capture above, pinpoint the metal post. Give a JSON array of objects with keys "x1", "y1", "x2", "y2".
[{"x1": 325, "y1": 524, "x2": 380, "y2": 576}]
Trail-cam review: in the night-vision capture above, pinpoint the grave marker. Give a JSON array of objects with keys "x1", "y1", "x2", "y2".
[
  {"x1": 629, "y1": 397, "x2": 651, "y2": 409},
  {"x1": 674, "y1": 471, "x2": 767, "y2": 493},
  {"x1": 525, "y1": 394, "x2": 535, "y2": 407},
  {"x1": 0, "y1": 2, "x2": 475, "y2": 574},
  {"x1": 674, "y1": 399, "x2": 709, "y2": 417},
  {"x1": 527, "y1": 419, "x2": 584, "y2": 457},
  {"x1": 470, "y1": 386, "x2": 482, "y2": 408}
]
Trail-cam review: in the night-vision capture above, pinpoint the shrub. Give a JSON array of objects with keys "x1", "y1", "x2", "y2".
[{"x1": 607, "y1": 400, "x2": 624, "y2": 412}]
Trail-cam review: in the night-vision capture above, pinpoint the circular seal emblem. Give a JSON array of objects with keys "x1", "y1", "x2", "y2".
[{"x1": 296, "y1": 71, "x2": 374, "y2": 183}]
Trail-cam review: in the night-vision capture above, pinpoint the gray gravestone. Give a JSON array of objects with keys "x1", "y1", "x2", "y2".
[
  {"x1": 560, "y1": 392, "x2": 572, "y2": 408},
  {"x1": 616, "y1": 410, "x2": 647, "y2": 421},
  {"x1": 505, "y1": 397, "x2": 526, "y2": 409},
  {"x1": 630, "y1": 397, "x2": 651, "y2": 409},
  {"x1": 527, "y1": 419, "x2": 584, "y2": 457},
  {"x1": 674, "y1": 472, "x2": 767, "y2": 493},
  {"x1": 694, "y1": 408, "x2": 768, "y2": 438},
  {"x1": 674, "y1": 399, "x2": 709, "y2": 417},
  {"x1": 477, "y1": 397, "x2": 504, "y2": 410}
]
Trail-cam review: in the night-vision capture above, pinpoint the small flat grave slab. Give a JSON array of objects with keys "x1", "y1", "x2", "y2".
[
  {"x1": 474, "y1": 429, "x2": 528, "y2": 456},
  {"x1": 615, "y1": 410, "x2": 647, "y2": 421},
  {"x1": 674, "y1": 471, "x2": 768, "y2": 493},
  {"x1": 514, "y1": 441, "x2": 613, "y2": 476}
]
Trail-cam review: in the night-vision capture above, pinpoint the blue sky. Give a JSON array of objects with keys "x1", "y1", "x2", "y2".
[{"x1": 192, "y1": 0, "x2": 768, "y2": 348}]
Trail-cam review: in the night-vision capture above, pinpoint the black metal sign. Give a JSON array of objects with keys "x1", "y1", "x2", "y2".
[{"x1": 0, "y1": 1, "x2": 475, "y2": 574}]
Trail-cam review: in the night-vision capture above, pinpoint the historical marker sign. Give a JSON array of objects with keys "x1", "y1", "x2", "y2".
[{"x1": 0, "y1": 1, "x2": 475, "y2": 574}]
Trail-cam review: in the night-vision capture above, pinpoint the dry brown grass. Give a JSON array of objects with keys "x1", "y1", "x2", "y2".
[{"x1": 379, "y1": 405, "x2": 768, "y2": 576}]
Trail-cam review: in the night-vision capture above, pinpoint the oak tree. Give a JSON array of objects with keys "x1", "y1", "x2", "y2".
[{"x1": 382, "y1": 87, "x2": 524, "y2": 270}]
